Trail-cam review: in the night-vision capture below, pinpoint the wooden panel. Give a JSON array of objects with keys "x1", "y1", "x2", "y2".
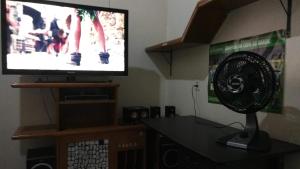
[
  {"x1": 183, "y1": 1, "x2": 227, "y2": 43},
  {"x1": 11, "y1": 82, "x2": 120, "y2": 88},
  {"x1": 56, "y1": 125, "x2": 145, "y2": 169},
  {"x1": 12, "y1": 124, "x2": 144, "y2": 139},
  {"x1": 59, "y1": 100, "x2": 116, "y2": 105},
  {"x1": 59, "y1": 104, "x2": 115, "y2": 130},
  {"x1": 12, "y1": 125, "x2": 58, "y2": 140}
]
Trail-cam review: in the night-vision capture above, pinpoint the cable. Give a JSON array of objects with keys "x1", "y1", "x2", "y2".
[
  {"x1": 191, "y1": 86, "x2": 197, "y2": 118},
  {"x1": 213, "y1": 122, "x2": 245, "y2": 129},
  {"x1": 195, "y1": 87, "x2": 201, "y2": 116},
  {"x1": 191, "y1": 83, "x2": 245, "y2": 131},
  {"x1": 194, "y1": 118, "x2": 245, "y2": 130},
  {"x1": 40, "y1": 89, "x2": 53, "y2": 124},
  {"x1": 50, "y1": 88, "x2": 57, "y2": 102},
  {"x1": 279, "y1": 0, "x2": 288, "y2": 15},
  {"x1": 109, "y1": 0, "x2": 111, "y2": 8}
]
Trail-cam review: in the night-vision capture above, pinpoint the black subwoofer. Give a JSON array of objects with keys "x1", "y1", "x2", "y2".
[
  {"x1": 27, "y1": 147, "x2": 56, "y2": 169},
  {"x1": 159, "y1": 137, "x2": 210, "y2": 169},
  {"x1": 159, "y1": 137, "x2": 179, "y2": 169}
]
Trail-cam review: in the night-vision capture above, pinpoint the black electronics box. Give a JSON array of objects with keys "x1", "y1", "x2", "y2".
[
  {"x1": 59, "y1": 88, "x2": 113, "y2": 101},
  {"x1": 159, "y1": 137, "x2": 212, "y2": 169},
  {"x1": 123, "y1": 106, "x2": 149, "y2": 124},
  {"x1": 27, "y1": 147, "x2": 56, "y2": 169},
  {"x1": 165, "y1": 106, "x2": 176, "y2": 118},
  {"x1": 150, "y1": 106, "x2": 161, "y2": 119}
]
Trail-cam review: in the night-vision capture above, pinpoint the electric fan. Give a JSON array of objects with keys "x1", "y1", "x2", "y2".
[{"x1": 213, "y1": 51, "x2": 276, "y2": 152}]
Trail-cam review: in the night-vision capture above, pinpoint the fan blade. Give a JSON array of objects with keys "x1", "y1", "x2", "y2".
[
  {"x1": 221, "y1": 91, "x2": 236, "y2": 102},
  {"x1": 238, "y1": 91, "x2": 254, "y2": 109},
  {"x1": 240, "y1": 64, "x2": 262, "y2": 92}
]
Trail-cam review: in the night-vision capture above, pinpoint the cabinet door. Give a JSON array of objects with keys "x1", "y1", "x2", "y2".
[{"x1": 57, "y1": 133, "x2": 116, "y2": 169}]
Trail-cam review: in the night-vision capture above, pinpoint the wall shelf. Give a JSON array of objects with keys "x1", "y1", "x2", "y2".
[
  {"x1": 12, "y1": 124, "x2": 144, "y2": 140},
  {"x1": 145, "y1": 0, "x2": 258, "y2": 53},
  {"x1": 59, "y1": 100, "x2": 116, "y2": 105}
]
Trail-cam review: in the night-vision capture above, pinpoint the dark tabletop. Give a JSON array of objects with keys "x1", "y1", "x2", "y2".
[{"x1": 142, "y1": 116, "x2": 300, "y2": 164}]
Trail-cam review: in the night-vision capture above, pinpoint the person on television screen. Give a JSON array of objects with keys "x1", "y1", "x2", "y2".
[
  {"x1": 6, "y1": 4, "x2": 19, "y2": 53},
  {"x1": 68, "y1": 9, "x2": 109, "y2": 66},
  {"x1": 47, "y1": 18, "x2": 69, "y2": 55}
]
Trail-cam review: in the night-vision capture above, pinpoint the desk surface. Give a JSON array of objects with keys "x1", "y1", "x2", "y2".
[{"x1": 143, "y1": 116, "x2": 300, "y2": 164}]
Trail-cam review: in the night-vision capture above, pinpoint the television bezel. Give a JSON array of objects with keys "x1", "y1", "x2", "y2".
[{"x1": 1, "y1": 0, "x2": 128, "y2": 76}]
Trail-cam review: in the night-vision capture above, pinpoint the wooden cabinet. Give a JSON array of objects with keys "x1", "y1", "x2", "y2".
[
  {"x1": 11, "y1": 82, "x2": 145, "y2": 169},
  {"x1": 12, "y1": 82, "x2": 119, "y2": 130}
]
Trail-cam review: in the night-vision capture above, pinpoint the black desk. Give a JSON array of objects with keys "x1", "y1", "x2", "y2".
[{"x1": 143, "y1": 116, "x2": 300, "y2": 169}]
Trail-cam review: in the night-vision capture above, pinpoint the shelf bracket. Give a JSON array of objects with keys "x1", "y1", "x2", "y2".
[
  {"x1": 162, "y1": 49, "x2": 173, "y2": 77},
  {"x1": 286, "y1": 0, "x2": 292, "y2": 37},
  {"x1": 280, "y1": 0, "x2": 293, "y2": 37}
]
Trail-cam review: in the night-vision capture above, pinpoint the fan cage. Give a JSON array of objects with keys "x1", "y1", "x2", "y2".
[{"x1": 213, "y1": 51, "x2": 276, "y2": 114}]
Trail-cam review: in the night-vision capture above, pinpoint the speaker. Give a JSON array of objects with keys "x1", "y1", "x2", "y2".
[
  {"x1": 165, "y1": 106, "x2": 176, "y2": 118},
  {"x1": 27, "y1": 147, "x2": 56, "y2": 169},
  {"x1": 123, "y1": 106, "x2": 149, "y2": 124},
  {"x1": 150, "y1": 106, "x2": 161, "y2": 119},
  {"x1": 159, "y1": 137, "x2": 179, "y2": 169},
  {"x1": 159, "y1": 137, "x2": 209, "y2": 169}
]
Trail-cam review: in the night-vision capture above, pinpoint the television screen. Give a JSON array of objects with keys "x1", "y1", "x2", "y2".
[{"x1": 2, "y1": 0, "x2": 128, "y2": 75}]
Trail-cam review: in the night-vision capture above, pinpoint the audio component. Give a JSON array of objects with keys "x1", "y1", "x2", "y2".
[
  {"x1": 150, "y1": 106, "x2": 161, "y2": 119},
  {"x1": 27, "y1": 147, "x2": 56, "y2": 169},
  {"x1": 159, "y1": 137, "x2": 211, "y2": 169},
  {"x1": 159, "y1": 137, "x2": 179, "y2": 169},
  {"x1": 60, "y1": 88, "x2": 112, "y2": 101},
  {"x1": 165, "y1": 106, "x2": 176, "y2": 118},
  {"x1": 123, "y1": 106, "x2": 149, "y2": 124}
]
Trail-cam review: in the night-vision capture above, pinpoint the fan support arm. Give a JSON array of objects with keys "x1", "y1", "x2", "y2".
[
  {"x1": 245, "y1": 113, "x2": 259, "y2": 137},
  {"x1": 217, "y1": 113, "x2": 271, "y2": 152}
]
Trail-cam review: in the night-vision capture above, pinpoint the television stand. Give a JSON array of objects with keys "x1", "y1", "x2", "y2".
[
  {"x1": 34, "y1": 76, "x2": 113, "y2": 84},
  {"x1": 11, "y1": 82, "x2": 146, "y2": 169}
]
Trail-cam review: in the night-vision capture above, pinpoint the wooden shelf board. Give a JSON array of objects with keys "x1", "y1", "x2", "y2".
[
  {"x1": 59, "y1": 100, "x2": 116, "y2": 105},
  {"x1": 11, "y1": 82, "x2": 120, "y2": 88},
  {"x1": 57, "y1": 124, "x2": 144, "y2": 136},
  {"x1": 146, "y1": 0, "x2": 258, "y2": 53},
  {"x1": 12, "y1": 125, "x2": 58, "y2": 140},
  {"x1": 145, "y1": 38, "x2": 200, "y2": 52},
  {"x1": 12, "y1": 124, "x2": 144, "y2": 140}
]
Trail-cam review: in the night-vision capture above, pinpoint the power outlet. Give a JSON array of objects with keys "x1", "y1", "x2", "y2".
[{"x1": 194, "y1": 81, "x2": 200, "y2": 91}]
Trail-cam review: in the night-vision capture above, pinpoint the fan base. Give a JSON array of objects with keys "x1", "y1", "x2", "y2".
[{"x1": 217, "y1": 131, "x2": 271, "y2": 152}]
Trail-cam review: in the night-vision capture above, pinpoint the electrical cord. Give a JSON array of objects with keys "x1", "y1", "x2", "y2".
[
  {"x1": 191, "y1": 86, "x2": 198, "y2": 118},
  {"x1": 279, "y1": 0, "x2": 288, "y2": 14},
  {"x1": 194, "y1": 118, "x2": 245, "y2": 130},
  {"x1": 191, "y1": 84, "x2": 245, "y2": 131},
  {"x1": 40, "y1": 89, "x2": 53, "y2": 124}
]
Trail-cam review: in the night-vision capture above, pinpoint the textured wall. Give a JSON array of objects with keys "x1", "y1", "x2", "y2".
[{"x1": 165, "y1": 0, "x2": 300, "y2": 168}]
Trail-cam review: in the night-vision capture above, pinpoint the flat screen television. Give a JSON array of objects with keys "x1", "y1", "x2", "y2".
[{"x1": 2, "y1": 0, "x2": 128, "y2": 76}]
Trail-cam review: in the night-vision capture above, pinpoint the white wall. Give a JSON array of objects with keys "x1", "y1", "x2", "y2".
[
  {"x1": 0, "y1": 0, "x2": 167, "y2": 168},
  {"x1": 165, "y1": 0, "x2": 300, "y2": 168}
]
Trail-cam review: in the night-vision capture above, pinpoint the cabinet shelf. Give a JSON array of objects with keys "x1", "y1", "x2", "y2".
[
  {"x1": 145, "y1": 0, "x2": 258, "y2": 52},
  {"x1": 12, "y1": 125, "x2": 58, "y2": 140},
  {"x1": 11, "y1": 82, "x2": 119, "y2": 88},
  {"x1": 59, "y1": 100, "x2": 116, "y2": 105},
  {"x1": 12, "y1": 124, "x2": 145, "y2": 140}
]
